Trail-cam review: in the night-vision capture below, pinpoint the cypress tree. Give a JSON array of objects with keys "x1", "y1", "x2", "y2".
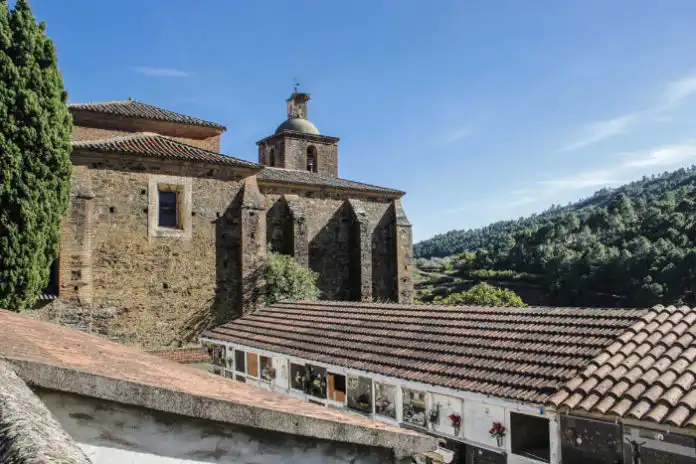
[{"x1": 0, "y1": 0, "x2": 72, "y2": 310}]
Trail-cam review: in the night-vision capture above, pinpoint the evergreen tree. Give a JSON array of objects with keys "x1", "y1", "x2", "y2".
[{"x1": 0, "y1": 0, "x2": 72, "y2": 310}]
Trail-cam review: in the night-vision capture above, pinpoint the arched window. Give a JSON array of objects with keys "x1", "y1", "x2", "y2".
[
  {"x1": 269, "y1": 148, "x2": 276, "y2": 167},
  {"x1": 306, "y1": 146, "x2": 317, "y2": 173}
]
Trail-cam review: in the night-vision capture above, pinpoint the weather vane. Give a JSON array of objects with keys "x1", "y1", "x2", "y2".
[{"x1": 293, "y1": 78, "x2": 300, "y2": 94}]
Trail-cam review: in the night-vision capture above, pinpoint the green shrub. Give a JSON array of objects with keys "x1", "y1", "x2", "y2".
[
  {"x1": 434, "y1": 282, "x2": 526, "y2": 307},
  {"x1": 265, "y1": 251, "x2": 319, "y2": 305}
]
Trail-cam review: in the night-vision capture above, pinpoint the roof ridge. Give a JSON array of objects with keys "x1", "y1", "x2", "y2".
[{"x1": 68, "y1": 99, "x2": 227, "y2": 130}]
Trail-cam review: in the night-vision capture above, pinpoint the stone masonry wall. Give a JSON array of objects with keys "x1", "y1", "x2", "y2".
[
  {"x1": 264, "y1": 193, "x2": 398, "y2": 302},
  {"x1": 283, "y1": 136, "x2": 338, "y2": 177},
  {"x1": 72, "y1": 125, "x2": 221, "y2": 152},
  {"x1": 60, "y1": 154, "x2": 249, "y2": 348},
  {"x1": 259, "y1": 135, "x2": 338, "y2": 176}
]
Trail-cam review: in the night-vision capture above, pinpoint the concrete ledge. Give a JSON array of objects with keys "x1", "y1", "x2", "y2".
[
  {"x1": 0, "y1": 360, "x2": 91, "y2": 464},
  {"x1": 9, "y1": 359, "x2": 436, "y2": 459}
]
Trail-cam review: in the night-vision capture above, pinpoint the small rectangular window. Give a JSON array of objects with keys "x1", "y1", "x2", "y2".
[
  {"x1": 235, "y1": 350, "x2": 246, "y2": 373},
  {"x1": 158, "y1": 190, "x2": 179, "y2": 228}
]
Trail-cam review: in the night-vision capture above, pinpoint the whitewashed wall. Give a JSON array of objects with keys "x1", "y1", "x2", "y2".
[
  {"x1": 201, "y1": 338, "x2": 563, "y2": 464},
  {"x1": 36, "y1": 389, "x2": 394, "y2": 464}
]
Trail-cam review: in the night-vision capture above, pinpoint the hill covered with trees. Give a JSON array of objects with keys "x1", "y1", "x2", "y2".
[{"x1": 414, "y1": 166, "x2": 696, "y2": 308}]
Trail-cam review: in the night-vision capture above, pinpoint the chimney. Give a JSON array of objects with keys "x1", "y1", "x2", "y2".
[{"x1": 287, "y1": 92, "x2": 310, "y2": 119}]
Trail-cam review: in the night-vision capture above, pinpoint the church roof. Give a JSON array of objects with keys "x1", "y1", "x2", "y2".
[
  {"x1": 202, "y1": 300, "x2": 647, "y2": 404},
  {"x1": 258, "y1": 167, "x2": 404, "y2": 196},
  {"x1": 72, "y1": 133, "x2": 260, "y2": 169},
  {"x1": 69, "y1": 99, "x2": 226, "y2": 131},
  {"x1": 275, "y1": 117, "x2": 320, "y2": 135}
]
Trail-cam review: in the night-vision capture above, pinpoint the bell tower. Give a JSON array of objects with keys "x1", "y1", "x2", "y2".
[{"x1": 257, "y1": 91, "x2": 340, "y2": 177}]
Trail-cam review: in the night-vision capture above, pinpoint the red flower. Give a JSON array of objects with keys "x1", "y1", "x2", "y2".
[{"x1": 448, "y1": 413, "x2": 461, "y2": 427}]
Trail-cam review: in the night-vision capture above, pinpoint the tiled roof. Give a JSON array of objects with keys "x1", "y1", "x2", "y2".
[
  {"x1": 202, "y1": 301, "x2": 647, "y2": 403},
  {"x1": 550, "y1": 305, "x2": 696, "y2": 429},
  {"x1": 0, "y1": 309, "x2": 435, "y2": 456},
  {"x1": 69, "y1": 100, "x2": 226, "y2": 130},
  {"x1": 258, "y1": 167, "x2": 404, "y2": 196},
  {"x1": 72, "y1": 133, "x2": 260, "y2": 169}
]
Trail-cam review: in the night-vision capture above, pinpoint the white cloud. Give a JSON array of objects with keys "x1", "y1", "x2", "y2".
[
  {"x1": 665, "y1": 75, "x2": 696, "y2": 105},
  {"x1": 620, "y1": 141, "x2": 696, "y2": 168},
  {"x1": 537, "y1": 169, "x2": 626, "y2": 191},
  {"x1": 561, "y1": 114, "x2": 637, "y2": 152},
  {"x1": 562, "y1": 72, "x2": 696, "y2": 152},
  {"x1": 132, "y1": 67, "x2": 190, "y2": 78},
  {"x1": 440, "y1": 125, "x2": 471, "y2": 145}
]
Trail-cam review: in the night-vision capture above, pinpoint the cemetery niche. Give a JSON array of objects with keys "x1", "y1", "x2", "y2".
[
  {"x1": 374, "y1": 382, "x2": 396, "y2": 419},
  {"x1": 347, "y1": 375, "x2": 373, "y2": 414},
  {"x1": 402, "y1": 388, "x2": 427, "y2": 426}
]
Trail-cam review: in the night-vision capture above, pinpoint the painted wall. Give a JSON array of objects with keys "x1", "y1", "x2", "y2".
[{"x1": 36, "y1": 389, "x2": 396, "y2": 464}]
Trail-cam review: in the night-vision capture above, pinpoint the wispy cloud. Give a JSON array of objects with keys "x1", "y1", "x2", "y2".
[
  {"x1": 440, "y1": 125, "x2": 471, "y2": 145},
  {"x1": 508, "y1": 140, "x2": 696, "y2": 208},
  {"x1": 562, "y1": 73, "x2": 696, "y2": 152},
  {"x1": 665, "y1": 76, "x2": 696, "y2": 105},
  {"x1": 536, "y1": 169, "x2": 627, "y2": 190},
  {"x1": 132, "y1": 66, "x2": 191, "y2": 78},
  {"x1": 561, "y1": 114, "x2": 638, "y2": 152},
  {"x1": 620, "y1": 141, "x2": 696, "y2": 168}
]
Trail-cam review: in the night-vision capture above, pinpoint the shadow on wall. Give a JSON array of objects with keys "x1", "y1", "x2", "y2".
[
  {"x1": 180, "y1": 190, "x2": 246, "y2": 343},
  {"x1": 372, "y1": 204, "x2": 397, "y2": 302},
  {"x1": 309, "y1": 202, "x2": 359, "y2": 301},
  {"x1": 267, "y1": 198, "x2": 293, "y2": 256}
]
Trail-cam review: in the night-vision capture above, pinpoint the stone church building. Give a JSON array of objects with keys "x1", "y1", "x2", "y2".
[{"x1": 43, "y1": 92, "x2": 413, "y2": 348}]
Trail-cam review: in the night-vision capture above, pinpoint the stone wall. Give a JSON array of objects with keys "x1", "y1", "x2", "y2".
[
  {"x1": 38, "y1": 389, "x2": 399, "y2": 464},
  {"x1": 0, "y1": 361, "x2": 91, "y2": 463},
  {"x1": 72, "y1": 124, "x2": 221, "y2": 152},
  {"x1": 258, "y1": 134, "x2": 338, "y2": 177},
  {"x1": 264, "y1": 194, "x2": 402, "y2": 302},
  {"x1": 54, "y1": 153, "x2": 262, "y2": 348}
]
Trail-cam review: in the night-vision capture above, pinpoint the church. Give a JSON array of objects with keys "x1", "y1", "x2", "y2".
[{"x1": 42, "y1": 91, "x2": 414, "y2": 348}]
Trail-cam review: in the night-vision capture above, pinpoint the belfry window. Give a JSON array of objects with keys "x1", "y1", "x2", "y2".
[
  {"x1": 269, "y1": 148, "x2": 276, "y2": 167},
  {"x1": 306, "y1": 146, "x2": 317, "y2": 173}
]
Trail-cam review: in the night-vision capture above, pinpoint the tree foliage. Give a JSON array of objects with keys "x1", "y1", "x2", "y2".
[
  {"x1": 265, "y1": 251, "x2": 320, "y2": 305},
  {"x1": 0, "y1": 0, "x2": 72, "y2": 310},
  {"x1": 434, "y1": 282, "x2": 527, "y2": 307},
  {"x1": 415, "y1": 167, "x2": 696, "y2": 308}
]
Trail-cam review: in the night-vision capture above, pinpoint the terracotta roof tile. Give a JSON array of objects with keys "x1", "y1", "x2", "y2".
[
  {"x1": 552, "y1": 305, "x2": 696, "y2": 429},
  {"x1": 72, "y1": 133, "x2": 260, "y2": 169},
  {"x1": 257, "y1": 167, "x2": 404, "y2": 196},
  {"x1": 69, "y1": 100, "x2": 226, "y2": 130},
  {"x1": 204, "y1": 301, "x2": 645, "y2": 403}
]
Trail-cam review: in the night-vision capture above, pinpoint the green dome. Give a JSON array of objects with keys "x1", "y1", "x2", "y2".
[{"x1": 275, "y1": 117, "x2": 320, "y2": 135}]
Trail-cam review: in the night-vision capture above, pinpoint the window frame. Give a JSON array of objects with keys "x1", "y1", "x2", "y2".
[
  {"x1": 157, "y1": 188, "x2": 181, "y2": 229},
  {"x1": 148, "y1": 175, "x2": 192, "y2": 240}
]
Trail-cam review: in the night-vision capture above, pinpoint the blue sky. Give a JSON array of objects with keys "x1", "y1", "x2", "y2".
[{"x1": 29, "y1": 0, "x2": 696, "y2": 242}]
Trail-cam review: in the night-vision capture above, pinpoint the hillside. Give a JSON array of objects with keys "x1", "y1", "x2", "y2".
[{"x1": 415, "y1": 166, "x2": 696, "y2": 308}]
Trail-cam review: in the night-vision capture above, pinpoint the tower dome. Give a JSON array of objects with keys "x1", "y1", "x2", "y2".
[{"x1": 275, "y1": 117, "x2": 320, "y2": 135}]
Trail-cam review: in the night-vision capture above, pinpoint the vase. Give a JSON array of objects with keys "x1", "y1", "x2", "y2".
[
  {"x1": 496, "y1": 436, "x2": 503, "y2": 447},
  {"x1": 453, "y1": 425, "x2": 460, "y2": 436}
]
